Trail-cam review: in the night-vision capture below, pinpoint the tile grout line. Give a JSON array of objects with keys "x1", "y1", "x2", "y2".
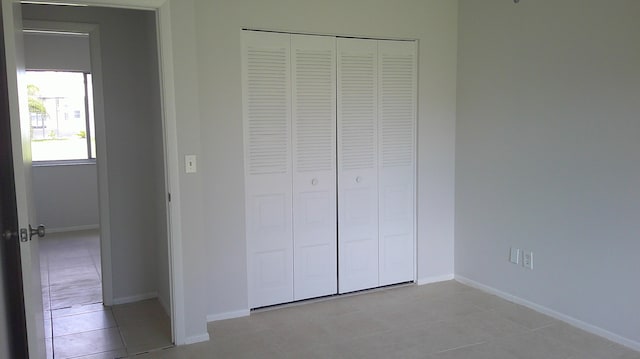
[
  {"x1": 431, "y1": 340, "x2": 488, "y2": 355},
  {"x1": 115, "y1": 315, "x2": 129, "y2": 357}
]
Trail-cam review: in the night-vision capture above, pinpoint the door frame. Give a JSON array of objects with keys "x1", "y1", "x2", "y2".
[{"x1": 13, "y1": 0, "x2": 187, "y2": 345}]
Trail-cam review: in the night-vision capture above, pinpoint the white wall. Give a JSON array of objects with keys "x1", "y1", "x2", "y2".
[
  {"x1": 147, "y1": 16, "x2": 170, "y2": 314},
  {"x1": 194, "y1": 0, "x2": 458, "y2": 318},
  {"x1": 22, "y1": 5, "x2": 166, "y2": 304},
  {"x1": 167, "y1": 0, "x2": 208, "y2": 340},
  {"x1": 32, "y1": 164, "x2": 99, "y2": 230},
  {"x1": 456, "y1": 0, "x2": 640, "y2": 347}
]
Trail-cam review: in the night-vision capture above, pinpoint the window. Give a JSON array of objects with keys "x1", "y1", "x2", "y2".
[{"x1": 27, "y1": 71, "x2": 96, "y2": 162}]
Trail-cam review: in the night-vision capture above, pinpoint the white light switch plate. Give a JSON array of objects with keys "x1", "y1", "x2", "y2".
[
  {"x1": 185, "y1": 155, "x2": 197, "y2": 173},
  {"x1": 509, "y1": 248, "x2": 520, "y2": 264}
]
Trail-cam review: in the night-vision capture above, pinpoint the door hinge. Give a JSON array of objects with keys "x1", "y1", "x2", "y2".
[{"x1": 168, "y1": 192, "x2": 171, "y2": 202}]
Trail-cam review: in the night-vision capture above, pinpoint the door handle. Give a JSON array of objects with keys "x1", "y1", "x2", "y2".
[
  {"x1": 29, "y1": 224, "x2": 46, "y2": 240},
  {"x1": 2, "y1": 225, "x2": 46, "y2": 242},
  {"x1": 2, "y1": 230, "x2": 17, "y2": 241}
]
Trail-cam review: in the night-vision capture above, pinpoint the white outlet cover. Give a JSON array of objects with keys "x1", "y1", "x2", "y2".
[
  {"x1": 509, "y1": 248, "x2": 520, "y2": 264},
  {"x1": 185, "y1": 155, "x2": 197, "y2": 173},
  {"x1": 523, "y1": 251, "x2": 534, "y2": 270}
]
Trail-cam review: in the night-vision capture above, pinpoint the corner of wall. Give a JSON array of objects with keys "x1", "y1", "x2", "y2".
[
  {"x1": 111, "y1": 292, "x2": 158, "y2": 306},
  {"x1": 183, "y1": 333, "x2": 210, "y2": 346},
  {"x1": 455, "y1": 275, "x2": 640, "y2": 353},
  {"x1": 417, "y1": 274, "x2": 454, "y2": 286},
  {"x1": 206, "y1": 309, "x2": 250, "y2": 324}
]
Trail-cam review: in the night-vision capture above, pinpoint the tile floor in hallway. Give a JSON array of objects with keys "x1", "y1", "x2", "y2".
[
  {"x1": 136, "y1": 281, "x2": 640, "y2": 359},
  {"x1": 40, "y1": 230, "x2": 172, "y2": 358}
]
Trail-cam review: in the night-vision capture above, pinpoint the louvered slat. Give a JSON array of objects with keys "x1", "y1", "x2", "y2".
[
  {"x1": 293, "y1": 47, "x2": 335, "y2": 172},
  {"x1": 246, "y1": 47, "x2": 290, "y2": 175},
  {"x1": 380, "y1": 53, "x2": 415, "y2": 167},
  {"x1": 339, "y1": 50, "x2": 377, "y2": 171}
]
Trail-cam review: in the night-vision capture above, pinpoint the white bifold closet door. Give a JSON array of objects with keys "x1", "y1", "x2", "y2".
[
  {"x1": 291, "y1": 35, "x2": 337, "y2": 301},
  {"x1": 243, "y1": 31, "x2": 338, "y2": 308},
  {"x1": 337, "y1": 38, "x2": 380, "y2": 293},
  {"x1": 243, "y1": 31, "x2": 294, "y2": 308},
  {"x1": 244, "y1": 30, "x2": 416, "y2": 306},
  {"x1": 338, "y1": 38, "x2": 416, "y2": 293},
  {"x1": 377, "y1": 40, "x2": 416, "y2": 286}
]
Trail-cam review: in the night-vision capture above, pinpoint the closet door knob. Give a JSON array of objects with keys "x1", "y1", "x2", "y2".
[
  {"x1": 355, "y1": 176, "x2": 362, "y2": 183},
  {"x1": 311, "y1": 178, "x2": 318, "y2": 186}
]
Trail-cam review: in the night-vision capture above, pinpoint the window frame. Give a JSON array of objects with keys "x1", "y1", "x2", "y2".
[{"x1": 26, "y1": 69, "x2": 97, "y2": 164}]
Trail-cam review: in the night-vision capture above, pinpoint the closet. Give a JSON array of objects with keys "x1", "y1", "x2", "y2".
[{"x1": 243, "y1": 30, "x2": 416, "y2": 309}]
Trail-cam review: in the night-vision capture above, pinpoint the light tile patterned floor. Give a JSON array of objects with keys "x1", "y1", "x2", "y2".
[
  {"x1": 137, "y1": 281, "x2": 640, "y2": 359},
  {"x1": 40, "y1": 230, "x2": 172, "y2": 358}
]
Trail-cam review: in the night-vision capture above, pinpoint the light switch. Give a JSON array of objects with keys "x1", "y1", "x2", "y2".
[
  {"x1": 509, "y1": 248, "x2": 520, "y2": 264},
  {"x1": 185, "y1": 155, "x2": 197, "y2": 173}
]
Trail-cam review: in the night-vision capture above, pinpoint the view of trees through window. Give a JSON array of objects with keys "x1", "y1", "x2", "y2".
[{"x1": 27, "y1": 71, "x2": 96, "y2": 162}]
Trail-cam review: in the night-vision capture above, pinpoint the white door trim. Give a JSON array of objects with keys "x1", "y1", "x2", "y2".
[
  {"x1": 20, "y1": 0, "x2": 187, "y2": 345},
  {"x1": 155, "y1": 0, "x2": 187, "y2": 346}
]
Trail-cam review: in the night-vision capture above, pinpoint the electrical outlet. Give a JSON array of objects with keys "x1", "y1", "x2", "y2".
[
  {"x1": 509, "y1": 248, "x2": 520, "y2": 264},
  {"x1": 523, "y1": 251, "x2": 533, "y2": 270},
  {"x1": 185, "y1": 155, "x2": 197, "y2": 173}
]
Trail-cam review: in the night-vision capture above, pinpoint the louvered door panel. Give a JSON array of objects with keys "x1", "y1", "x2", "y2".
[
  {"x1": 292, "y1": 35, "x2": 337, "y2": 300},
  {"x1": 337, "y1": 38, "x2": 379, "y2": 293},
  {"x1": 242, "y1": 31, "x2": 294, "y2": 308},
  {"x1": 378, "y1": 40, "x2": 416, "y2": 286}
]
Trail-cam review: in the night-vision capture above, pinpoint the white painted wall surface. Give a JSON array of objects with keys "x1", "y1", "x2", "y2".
[
  {"x1": 32, "y1": 164, "x2": 99, "y2": 230},
  {"x1": 194, "y1": 0, "x2": 458, "y2": 318},
  {"x1": 167, "y1": 0, "x2": 208, "y2": 340},
  {"x1": 22, "y1": 5, "x2": 165, "y2": 304},
  {"x1": 147, "y1": 15, "x2": 170, "y2": 315},
  {"x1": 456, "y1": 0, "x2": 640, "y2": 346}
]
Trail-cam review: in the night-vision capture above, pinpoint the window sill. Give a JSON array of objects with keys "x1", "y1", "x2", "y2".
[{"x1": 32, "y1": 159, "x2": 96, "y2": 167}]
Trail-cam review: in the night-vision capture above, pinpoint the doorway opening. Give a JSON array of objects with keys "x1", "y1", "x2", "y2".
[
  {"x1": 24, "y1": 30, "x2": 111, "y2": 358},
  {"x1": 23, "y1": 4, "x2": 174, "y2": 357}
]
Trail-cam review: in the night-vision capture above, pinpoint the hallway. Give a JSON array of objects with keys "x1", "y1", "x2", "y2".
[{"x1": 40, "y1": 230, "x2": 172, "y2": 358}]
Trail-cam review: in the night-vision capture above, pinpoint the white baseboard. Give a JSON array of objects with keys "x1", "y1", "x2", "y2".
[
  {"x1": 184, "y1": 333, "x2": 210, "y2": 345},
  {"x1": 417, "y1": 273, "x2": 454, "y2": 286},
  {"x1": 47, "y1": 224, "x2": 99, "y2": 234},
  {"x1": 207, "y1": 309, "x2": 250, "y2": 323},
  {"x1": 455, "y1": 275, "x2": 640, "y2": 352},
  {"x1": 112, "y1": 292, "x2": 157, "y2": 305}
]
